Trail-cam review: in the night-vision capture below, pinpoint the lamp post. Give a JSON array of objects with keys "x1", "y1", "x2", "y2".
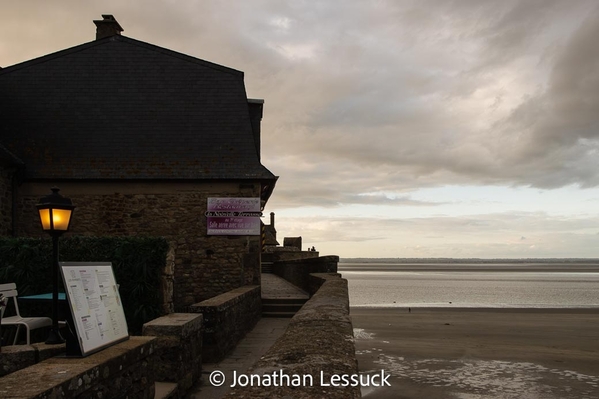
[{"x1": 36, "y1": 187, "x2": 75, "y2": 344}]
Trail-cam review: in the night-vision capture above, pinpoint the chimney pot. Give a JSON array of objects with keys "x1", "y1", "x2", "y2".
[{"x1": 93, "y1": 14, "x2": 123, "y2": 40}]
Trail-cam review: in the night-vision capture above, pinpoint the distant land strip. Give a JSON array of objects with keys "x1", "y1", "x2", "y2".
[{"x1": 340, "y1": 258, "x2": 599, "y2": 264}]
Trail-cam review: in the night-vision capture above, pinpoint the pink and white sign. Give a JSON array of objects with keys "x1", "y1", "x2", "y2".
[{"x1": 206, "y1": 197, "x2": 262, "y2": 235}]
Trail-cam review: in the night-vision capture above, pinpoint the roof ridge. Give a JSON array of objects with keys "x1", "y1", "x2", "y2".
[
  {"x1": 117, "y1": 36, "x2": 243, "y2": 76},
  {"x1": 0, "y1": 142, "x2": 25, "y2": 165},
  {"x1": 0, "y1": 35, "x2": 243, "y2": 77}
]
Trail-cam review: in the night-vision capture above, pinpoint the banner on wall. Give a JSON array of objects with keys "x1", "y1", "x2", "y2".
[{"x1": 206, "y1": 197, "x2": 262, "y2": 235}]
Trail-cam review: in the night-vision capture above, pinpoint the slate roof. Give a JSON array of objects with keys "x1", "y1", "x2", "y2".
[
  {"x1": 0, "y1": 143, "x2": 24, "y2": 167},
  {"x1": 263, "y1": 224, "x2": 279, "y2": 246},
  {"x1": 0, "y1": 35, "x2": 277, "y2": 182}
]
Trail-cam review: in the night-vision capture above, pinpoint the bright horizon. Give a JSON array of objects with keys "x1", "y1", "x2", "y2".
[{"x1": 3, "y1": 1, "x2": 599, "y2": 258}]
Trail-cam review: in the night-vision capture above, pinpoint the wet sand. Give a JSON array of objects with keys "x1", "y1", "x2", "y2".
[{"x1": 351, "y1": 308, "x2": 599, "y2": 399}]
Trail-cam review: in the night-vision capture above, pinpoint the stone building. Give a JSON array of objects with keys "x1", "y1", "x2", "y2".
[
  {"x1": 0, "y1": 15, "x2": 278, "y2": 311},
  {"x1": 262, "y1": 212, "x2": 280, "y2": 251},
  {"x1": 261, "y1": 213, "x2": 321, "y2": 264},
  {"x1": 0, "y1": 144, "x2": 23, "y2": 236}
]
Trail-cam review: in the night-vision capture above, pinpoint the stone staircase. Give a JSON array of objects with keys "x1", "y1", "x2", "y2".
[
  {"x1": 262, "y1": 297, "x2": 308, "y2": 318},
  {"x1": 261, "y1": 262, "x2": 274, "y2": 273},
  {"x1": 261, "y1": 273, "x2": 310, "y2": 318}
]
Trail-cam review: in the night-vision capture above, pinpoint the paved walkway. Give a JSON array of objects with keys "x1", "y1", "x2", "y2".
[
  {"x1": 260, "y1": 273, "x2": 309, "y2": 300},
  {"x1": 186, "y1": 317, "x2": 290, "y2": 399},
  {"x1": 185, "y1": 274, "x2": 307, "y2": 399}
]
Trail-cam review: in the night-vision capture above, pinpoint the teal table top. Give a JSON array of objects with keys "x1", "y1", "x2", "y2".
[{"x1": 19, "y1": 293, "x2": 66, "y2": 301}]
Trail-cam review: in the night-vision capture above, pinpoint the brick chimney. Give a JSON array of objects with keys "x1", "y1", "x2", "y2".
[{"x1": 93, "y1": 15, "x2": 123, "y2": 40}]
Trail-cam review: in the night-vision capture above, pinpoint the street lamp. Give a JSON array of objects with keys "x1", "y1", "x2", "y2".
[{"x1": 36, "y1": 187, "x2": 75, "y2": 344}]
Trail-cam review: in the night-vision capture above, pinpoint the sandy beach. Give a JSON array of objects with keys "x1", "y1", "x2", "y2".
[{"x1": 351, "y1": 308, "x2": 599, "y2": 399}]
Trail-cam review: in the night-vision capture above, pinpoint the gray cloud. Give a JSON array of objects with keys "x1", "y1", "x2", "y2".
[
  {"x1": 252, "y1": 1, "x2": 599, "y2": 206},
  {"x1": 3, "y1": 0, "x2": 599, "y2": 210}
]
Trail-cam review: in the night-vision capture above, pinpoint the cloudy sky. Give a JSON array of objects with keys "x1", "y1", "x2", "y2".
[{"x1": 3, "y1": 1, "x2": 599, "y2": 258}]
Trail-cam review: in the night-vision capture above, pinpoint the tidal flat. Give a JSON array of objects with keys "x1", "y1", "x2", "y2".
[{"x1": 352, "y1": 308, "x2": 599, "y2": 399}]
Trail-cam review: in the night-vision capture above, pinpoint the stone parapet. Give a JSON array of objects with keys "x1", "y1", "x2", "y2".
[
  {"x1": 225, "y1": 273, "x2": 360, "y2": 398},
  {"x1": 189, "y1": 285, "x2": 261, "y2": 363},
  {"x1": 0, "y1": 343, "x2": 66, "y2": 377},
  {"x1": 262, "y1": 248, "x2": 320, "y2": 262},
  {"x1": 273, "y1": 255, "x2": 340, "y2": 293},
  {"x1": 0, "y1": 336, "x2": 156, "y2": 399},
  {"x1": 142, "y1": 313, "x2": 203, "y2": 394}
]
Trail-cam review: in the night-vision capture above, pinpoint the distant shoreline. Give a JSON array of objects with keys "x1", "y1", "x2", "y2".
[
  {"x1": 338, "y1": 262, "x2": 599, "y2": 273},
  {"x1": 341, "y1": 257, "x2": 599, "y2": 264},
  {"x1": 349, "y1": 306, "x2": 599, "y2": 312}
]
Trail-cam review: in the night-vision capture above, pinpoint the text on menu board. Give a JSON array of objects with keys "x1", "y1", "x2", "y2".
[{"x1": 60, "y1": 262, "x2": 128, "y2": 356}]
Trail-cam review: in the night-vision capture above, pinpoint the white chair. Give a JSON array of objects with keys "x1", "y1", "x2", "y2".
[{"x1": 0, "y1": 283, "x2": 52, "y2": 345}]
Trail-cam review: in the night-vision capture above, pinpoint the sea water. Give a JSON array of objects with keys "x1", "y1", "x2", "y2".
[{"x1": 339, "y1": 263, "x2": 599, "y2": 308}]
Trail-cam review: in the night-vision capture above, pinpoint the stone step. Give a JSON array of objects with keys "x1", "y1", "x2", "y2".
[
  {"x1": 262, "y1": 297, "x2": 308, "y2": 304},
  {"x1": 262, "y1": 302, "x2": 305, "y2": 313},
  {"x1": 262, "y1": 297, "x2": 307, "y2": 317},
  {"x1": 262, "y1": 311, "x2": 297, "y2": 318},
  {"x1": 155, "y1": 381, "x2": 178, "y2": 399},
  {"x1": 261, "y1": 262, "x2": 274, "y2": 273}
]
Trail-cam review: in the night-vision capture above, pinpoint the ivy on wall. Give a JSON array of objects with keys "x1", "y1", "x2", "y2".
[{"x1": 0, "y1": 236, "x2": 168, "y2": 335}]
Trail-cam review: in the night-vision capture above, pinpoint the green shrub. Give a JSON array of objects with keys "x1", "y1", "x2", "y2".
[{"x1": 0, "y1": 236, "x2": 168, "y2": 335}]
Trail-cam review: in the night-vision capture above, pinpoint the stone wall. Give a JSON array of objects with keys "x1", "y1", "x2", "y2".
[
  {"x1": 189, "y1": 285, "x2": 261, "y2": 363},
  {"x1": 225, "y1": 273, "x2": 360, "y2": 398},
  {"x1": 262, "y1": 248, "x2": 320, "y2": 263},
  {"x1": 273, "y1": 255, "x2": 340, "y2": 293},
  {"x1": 1, "y1": 314, "x2": 204, "y2": 398},
  {"x1": 162, "y1": 244, "x2": 176, "y2": 313},
  {"x1": 0, "y1": 167, "x2": 14, "y2": 237},
  {"x1": 142, "y1": 313, "x2": 203, "y2": 395},
  {"x1": 14, "y1": 181, "x2": 263, "y2": 310},
  {"x1": 0, "y1": 343, "x2": 65, "y2": 377},
  {"x1": 0, "y1": 337, "x2": 156, "y2": 399}
]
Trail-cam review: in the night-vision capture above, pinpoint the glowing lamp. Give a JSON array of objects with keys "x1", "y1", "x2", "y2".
[
  {"x1": 36, "y1": 188, "x2": 75, "y2": 233},
  {"x1": 36, "y1": 187, "x2": 75, "y2": 344}
]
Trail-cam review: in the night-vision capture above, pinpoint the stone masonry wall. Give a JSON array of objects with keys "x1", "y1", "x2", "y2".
[
  {"x1": 225, "y1": 274, "x2": 360, "y2": 399},
  {"x1": 273, "y1": 255, "x2": 340, "y2": 293},
  {"x1": 142, "y1": 313, "x2": 203, "y2": 394},
  {"x1": 189, "y1": 285, "x2": 261, "y2": 363},
  {"x1": 0, "y1": 343, "x2": 66, "y2": 377},
  {"x1": 262, "y1": 248, "x2": 320, "y2": 263},
  {"x1": 14, "y1": 181, "x2": 263, "y2": 310},
  {"x1": 0, "y1": 167, "x2": 13, "y2": 237},
  {"x1": 0, "y1": 337, "x2": 156, "y2": 399}
]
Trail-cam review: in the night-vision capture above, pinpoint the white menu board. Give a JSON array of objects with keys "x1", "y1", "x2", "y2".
[{"x1": 60, "y1": 262, "x2": 129, "y2": 355}]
